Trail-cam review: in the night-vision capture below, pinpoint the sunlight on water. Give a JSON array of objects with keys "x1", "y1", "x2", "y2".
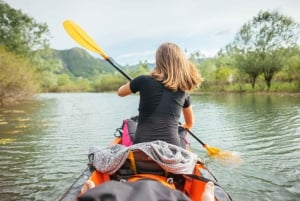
[{"x1": 0, "y1": 93, "x2": 299, "y2": 201}]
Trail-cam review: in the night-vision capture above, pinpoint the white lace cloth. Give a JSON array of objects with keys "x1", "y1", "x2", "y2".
[{"x1": 89, "y1": 140, "x2": 198, "y2": 175}]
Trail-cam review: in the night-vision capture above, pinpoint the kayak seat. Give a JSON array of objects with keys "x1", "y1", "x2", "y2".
[
  {"x1": 133, "y1": 150, "x2": 166, "y2": 176},
  {"x1": 115, "y1": 150, "x2": 166, "y2": 178}
]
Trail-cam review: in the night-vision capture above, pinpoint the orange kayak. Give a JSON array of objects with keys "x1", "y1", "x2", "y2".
[{"x1": 58, "y1": 136, "x2": 232, "y2": 201}]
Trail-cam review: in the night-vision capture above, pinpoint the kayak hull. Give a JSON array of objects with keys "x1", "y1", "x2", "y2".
[{"x1": 58, "y1": 137, "x2": 232, "y2": 201}]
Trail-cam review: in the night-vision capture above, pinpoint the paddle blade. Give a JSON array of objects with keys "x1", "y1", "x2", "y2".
[
  {"x1": 204, "y1": 144, "x2": 241, "y2": 161},
  {"x1": 204, "y1": 144, "x2": 221, "y2": 155},
  {"x1": 62, "y1": 20, "x2": 109, "y2": 60}
]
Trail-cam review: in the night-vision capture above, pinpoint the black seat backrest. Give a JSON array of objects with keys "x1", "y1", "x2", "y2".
[{"x1": 133, "y1": 150, "x2": 166, "y2": 176}]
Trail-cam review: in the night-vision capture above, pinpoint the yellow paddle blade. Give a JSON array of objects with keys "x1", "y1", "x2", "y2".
[
  {"x1": 62, "y1": 20, "x2": 109, "y2": 60},
  {"x1": 204, "y1": 144, "x2": 221, "y2": 155},
  {"x1": 205, "y1": 145, "x2": 241, "y2": 162}
]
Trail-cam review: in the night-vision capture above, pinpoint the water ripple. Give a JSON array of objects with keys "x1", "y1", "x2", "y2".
[{"x1": 1, "y1": 93, "x2": 299, "y2": 201}]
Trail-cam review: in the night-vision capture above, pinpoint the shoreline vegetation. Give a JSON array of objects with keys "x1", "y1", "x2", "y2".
[
  {"x1": 194, "y1": 91, "x2": 300, "y2": 97},
  {"x1": 1, "y1": 1, "x2": 299, "y2": 106},
  {"x1": 1, "y1": 90, "x2": 300, "y2": 107}
]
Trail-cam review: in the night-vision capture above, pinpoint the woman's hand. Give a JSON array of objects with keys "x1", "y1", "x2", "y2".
[{"x1": 181, "y1": 122, "x2": 192, "y2": 129}]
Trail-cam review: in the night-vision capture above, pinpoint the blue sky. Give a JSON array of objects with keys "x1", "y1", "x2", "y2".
[{"x1": 5, "y1": 0, "x2": 300, "y2": 65}]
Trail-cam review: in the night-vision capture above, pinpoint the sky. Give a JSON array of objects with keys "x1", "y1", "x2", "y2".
[{"x1": 4, "y1": 0, "x2": 300, "y2": 65}]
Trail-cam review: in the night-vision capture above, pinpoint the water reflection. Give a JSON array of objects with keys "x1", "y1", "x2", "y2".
[
  {"x1": 0, "y1": 93, "x2": 299, "y2": 200},
  {"x1": 191, "y1": 94, "x2": 300, "y2": 200}
]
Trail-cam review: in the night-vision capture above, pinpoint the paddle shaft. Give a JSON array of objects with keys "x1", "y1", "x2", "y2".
[
  {"x1": 185, "y1": 128, "x2": 205, "y2": 147},
  {"x1": 106, "y1": 58, "x2": 132, "y2": 81}
]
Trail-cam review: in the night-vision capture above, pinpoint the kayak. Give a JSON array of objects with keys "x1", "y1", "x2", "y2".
[{"x1": 57, "y1": 127, "x2": 233, "y2": 201}]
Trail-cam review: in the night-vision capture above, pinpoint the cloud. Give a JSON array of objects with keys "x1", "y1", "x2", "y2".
[
  {"x1": 116, "y1": 50, "x2": 156, "y2": 65},
  {"x1": 5, "y1": 0, "x2": 300, "y2": 65}
]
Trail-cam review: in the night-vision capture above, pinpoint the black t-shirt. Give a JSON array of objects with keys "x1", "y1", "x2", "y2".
[{"x1": 130, "y1": 75, "x2": 191, "y2": 146}]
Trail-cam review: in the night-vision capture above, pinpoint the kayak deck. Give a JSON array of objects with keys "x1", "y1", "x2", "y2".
[{"x1": 58, "y1": 138, "x2": 233, "y2": 201}]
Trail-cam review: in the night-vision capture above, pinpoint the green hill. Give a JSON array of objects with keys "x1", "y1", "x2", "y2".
[{"x1": 54, "y1": 47, "x2": 114, "y2": 78}]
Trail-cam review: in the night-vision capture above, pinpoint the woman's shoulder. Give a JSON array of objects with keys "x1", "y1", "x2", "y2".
[
  {"x1": 133, "y1": 75, "x2": 154, "y2": 82},
  {"x1": 135, "y1": 75, "x2": 152, "y2": 79},
  {"x1": 132, "y1": 75, "x2": 162, "y2": 89}
]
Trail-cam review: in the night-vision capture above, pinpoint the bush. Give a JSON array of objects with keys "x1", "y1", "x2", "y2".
[
  {"x1": 92, "y1": 74, "x2": 126, "y2": 92},
  {"x1": 0, "y1": 47, "x2": 39, "y2": 105},
  {"x1": 270, "y1": 82, "x2": 300, "y2": 92}
]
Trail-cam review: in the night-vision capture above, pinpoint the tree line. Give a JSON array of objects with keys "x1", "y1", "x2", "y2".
[{"x1": 0, "y1": 0, "x2": 299, "y2": 105}]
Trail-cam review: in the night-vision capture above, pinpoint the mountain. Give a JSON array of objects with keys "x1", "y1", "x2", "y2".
[
  {"x1": 53, "y1": 47, "x2": 156, "y2": 78},
  {"x1": 53, "y1": 47, "x2": 114, "y2": 78}
]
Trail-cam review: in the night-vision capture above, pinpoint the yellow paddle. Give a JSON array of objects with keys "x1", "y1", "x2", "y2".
[
  {"x1": 185, "y1": 127, "x2": 221, "y2": 155},
  {"x1": 62, "y1": 20, "x2": 240, "y2": 160},
  {"x1": 62, "y1": 20, "x2": 132, "y2": 81},
  {"x1": 185, "y1": 127, "x2": 240, "y2": 160}
]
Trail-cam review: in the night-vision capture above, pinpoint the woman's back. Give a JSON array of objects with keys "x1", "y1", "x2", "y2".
[
  {"x1": 131, "y1": 75, "x2": 189, "y2": 146},
  {"x1": 117, "y1": 42, "x2": 202, "y2": 147}
]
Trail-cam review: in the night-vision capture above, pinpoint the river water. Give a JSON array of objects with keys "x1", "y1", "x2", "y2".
[{"x1": 0, "y1": 93, "x2": 299, "y2": 201}]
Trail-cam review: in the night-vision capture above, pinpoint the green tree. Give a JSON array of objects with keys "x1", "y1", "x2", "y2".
[
  {"x1": 283, "y1": 46, "x2": 300, "y2": 86},
  {"x1": 33, "y1": 47, "x2": 63, "y2": 91},
  {"x1": 75, "y1": 78, "x2": 91, "y2": 91},
  {"x1": 194, "y1": 58, "x2": 216, "y2": 89},
  {"x1": 219, "y1": 43, "x2": 259, "y2": 88},
  {"x1": 130, "y1": 60, "x2": 151, "y2": 77},
  {"x1": 93, "y1": 74, "x2": 125, "y2": 92},
  {"x1": 0, "y1": 1, "x2": 62, "y2": 93},
  {"x1": 0, "y1": 47, "x2": 39, "y2": 105},
  {"x1": 235, "y1": 51, "x2": 262, "y2": 88},
  {"x1": 57, "y1": 74, "x2": 72, "y2": 87},
  {"x1": 216, "y1": 50, "x2": 235, "y2": 69},
  {"x1": 0, "y1": 0, "x2": 50, "y2": 56},
  {"x1": 189, "y1": 50, "x2": 206, "y2": 62},
  {"x1": 228, "y1": 10, "x2": 299, "y2": 89},
  {"x1": 39, "y1": 71, "x2": 58, "y2": 92}
]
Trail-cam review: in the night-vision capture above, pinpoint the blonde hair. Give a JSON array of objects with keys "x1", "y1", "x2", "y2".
[{"x1": 151, "y1": 42, "x2": 202, "y2": 92}]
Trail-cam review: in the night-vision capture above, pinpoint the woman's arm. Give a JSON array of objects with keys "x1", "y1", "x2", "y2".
[
  {"x1": 117, "y1": 82, "x2": 132, "y2": 97},
  {"x1": 182, "y1": 106, "x2": 195, "y2": 129}
]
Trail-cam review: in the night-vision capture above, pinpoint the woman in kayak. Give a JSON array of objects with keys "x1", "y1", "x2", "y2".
[{"x1": 117, "y1": 42, "x2": 202, "y2": 147}]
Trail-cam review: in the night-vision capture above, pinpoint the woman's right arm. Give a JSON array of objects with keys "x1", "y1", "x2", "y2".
[{"x1": 117, "y1": 82, "x2": 132, "y2": 97}]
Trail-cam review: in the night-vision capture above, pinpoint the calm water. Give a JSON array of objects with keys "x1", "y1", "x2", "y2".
[{"x1": 0, "y1": 93, "x2": 299, "y2": 201}]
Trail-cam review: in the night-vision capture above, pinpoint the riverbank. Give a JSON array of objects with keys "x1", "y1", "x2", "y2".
[
  {"x1": 193, "y1": 91, "x2": 300, "y2": 97},
  {"x1": 1, "y1": 91, "x2": 300, "y2": 107}
]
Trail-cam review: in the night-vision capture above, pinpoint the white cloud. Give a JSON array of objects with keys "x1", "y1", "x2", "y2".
[
  {"x1": 5, "y1": 0, "x2": 300, "y2": 65},
  {"x1": 117, "y1": 50, "x2": 156, "y2": 65}
]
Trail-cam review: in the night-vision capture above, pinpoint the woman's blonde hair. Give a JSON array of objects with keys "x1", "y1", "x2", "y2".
[{"x1": 151, "y1": 42, "x2": 202, "y2": 92}]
